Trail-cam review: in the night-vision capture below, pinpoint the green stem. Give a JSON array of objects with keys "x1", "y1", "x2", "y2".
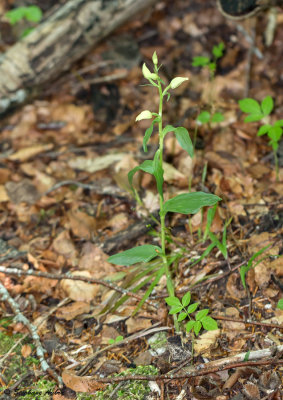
[{"x1": 156, "y1": 71, "x2": 179, "y2": 332}]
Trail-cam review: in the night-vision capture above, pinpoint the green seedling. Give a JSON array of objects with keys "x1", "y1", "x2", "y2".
[
  {"x1": 277, "y1": 298, "x2": 283, "y2": 310},
  {"x1": 190, "y1": 205, "x2": 231, "y2": 269},
  {"x1": 239, "y1": 245, "x2": 270, "y2": 290},
  {"x1": 108, "y1": 335, "x2": 124, "y2": 345},
  {"x1": 5, "y1": 5, "x2": 42, "y2": 37},
  {"x1": 197, "y1": 110, "x2": 225, "y2": 125},
  {"x1": 239, "y1": 96, "x2": 283, "y2": 181},
  {"x1": 165, "y1": 292, "x2": 218, "y2": 358},
  {"x1": 107, "y1": 52, "x2": 221, "y2": 331},
  {"x1": 192, "y1": 42, "x2": 225, "y2": 78}
]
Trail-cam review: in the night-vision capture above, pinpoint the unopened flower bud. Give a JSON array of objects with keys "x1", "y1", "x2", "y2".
[
  {"x1": 152, "y1": 51, "x2": 158, "y2": 65},
  {"x1": 170, "y1": 77, "x2": 189, "y2": 89},
  {"x1": 135, "y1": 110, "x2": 153, "y2": 121},
  {"x1": 142, "y1": 63, "x2": 158, "y2": 81}
]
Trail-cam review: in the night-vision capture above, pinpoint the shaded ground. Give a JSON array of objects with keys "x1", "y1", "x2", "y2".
[{"x1": 0, "y1": 0, "x2": 282, "y2": 399}]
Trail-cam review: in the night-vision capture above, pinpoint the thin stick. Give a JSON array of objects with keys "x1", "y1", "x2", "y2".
[
  {"x1": 0, "y1": 266, "x2": 156, "y2": 307},
  {"x1": 0, "y1": 282, "x2": 62, "y2": 386}
]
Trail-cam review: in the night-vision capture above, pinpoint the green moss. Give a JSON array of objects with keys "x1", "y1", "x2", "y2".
[{"x1": 94, "y1": 365, "x2": 158, "y2": 400}]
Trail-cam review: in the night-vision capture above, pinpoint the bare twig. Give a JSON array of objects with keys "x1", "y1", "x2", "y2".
[
  {"x1": 212, "y1": 315, "x2": 283, "y2": 330},
  {"x1": 0, "y1": 282, "x2": 63, "y2": 386},
  {"x1": 0, "y1": 266, "x2": 156, "y2": 307}
]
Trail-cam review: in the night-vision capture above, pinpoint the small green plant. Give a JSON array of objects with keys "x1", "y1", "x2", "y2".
[
  {"x1": 192, "y1": 42, "x2": 225, "y2": 78},
  {"x1": 5, "y1": 5, "x2": 42, "y2": 37},
  {"x1": 239, "y1": 245, "x2": 270, "y2": 290},
  {"x1": 107, "y1": 52, "x2": 221, "y2": 330},
  {"x1": 108, "y1": 335, "x2": 124, "y2": 345},
  {"x1": 165, "y1": 292, "x2": 218, "y2": 336},
  {"x1": 94, "y1": 365, "x2": 158, "y2": 400},
  {"x1": 197, "y1": 110, "x2": 225, "y2": 125},
  {"x1": 277, "y1": 298, "x2": 283, "y2": 310},
  {"x1": 239, "y1": 96, "x2": 283, "y2": 181}
]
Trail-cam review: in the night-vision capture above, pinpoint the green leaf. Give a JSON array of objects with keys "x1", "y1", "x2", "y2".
[
  {"x1": 5, "y1": 7, "x2": 26, "y2": 24},
  {"x1": 244, "y1": 114, "x2": 264, "y2": 123},
  {"x1": 204, "y1": 204, "x2": 217, "y2": 240},
  {"x1": 128, "y1": 160, "x2": 154, "y2": 193},
  {"x1": 153, "y1": 150, "x2": 164, "y2": 197},
  {"x1": 169, "y1": 305, "x2": 183, "y2": 314},
  {"x1": 212, "y1": 42, "x2": 225, "y2": 59},
  {"x1": 197, "y1": 111, "x2": 211, "y2": 124},
  {"x1": 270, "y1": 140, "x2": 278, "y2": 151},
  {"x1": 194, "y1": 321, "x2": 202, "y2": 335},
  {"x1": 211, "y1": 112, "x2": 224, "y2": 123},
  {"x1": 185, "y1": 320, "x2": 195, "y2": 332},
  {"x1": 108, "y1": 245, "x2": 162, "y2": 266},
  {"x1": 173, "y1": 127, "x2": 194, "y2": 158},
  {"x1": 162, "y1": 125, "x2": 175, "y2": 137},
  {"x1": 163, "y1": 192, "x2": 221, "y2": 215},
  {"x1": 258, "y1": 124, "x2": 271, "y2": 136},
  {"x1": 177, "y1": 312, "x2": 188, "y2": 322},
  {"x1": 181, "y1": 292, "x2": 191, "y2": 307},
  {"x1": 261, "y1": 96, "x2": 273, "y2": 116},
  {"x1": 201, "y1": 316, "x2": 218, "y2": 331},
  {"x1": 24, "y1": 5, "x2": 42, "y2": 22},
  {"x1": 165, "y1": 296, "x2": 182, "y2": 307},
  {"x1": 239, "y1": 98, "x2": 261, "y2": 114},
  {"x1": 277, "y1": 298, "x2": 283, "y2": 310},
  {"x1": 274, "y1": 119, "x2": 283, "y2": 127},
  {"x1": 268, "y1": 126, "x2": 282, "y2": 142},
  {"x1": 240, "y1": 245, "x2": 270, "y2": 289},
  {"x1": 192, "y1": 56, "x2": 210, "y2": 67},
  {"x1": 196, "y1": 309, "x2": 209, "y2": 321},
  {"x1": 187, "y1": 302, "x2": 199, "y2": 313},
  {"x1": 143, "y1": 117, "x2": 159, "y2": 152}
]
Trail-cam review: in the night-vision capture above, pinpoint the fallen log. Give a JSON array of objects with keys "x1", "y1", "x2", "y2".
[{"x1": 0, "y1": 0, "x2": 158, "y2": 117}]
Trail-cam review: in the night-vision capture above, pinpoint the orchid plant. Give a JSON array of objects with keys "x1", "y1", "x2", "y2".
[{"x1": 108, "y1": 52, "x2": 221, "y2": 330}]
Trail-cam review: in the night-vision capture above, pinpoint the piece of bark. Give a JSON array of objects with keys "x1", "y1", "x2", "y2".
[{"x1": 0, "y1": 0, "x2": 158, "y2": 116}]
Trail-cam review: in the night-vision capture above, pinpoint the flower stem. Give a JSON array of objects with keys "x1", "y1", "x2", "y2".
[{"x1": 156, "y1": 72, "x2": 179, "y2": 332}]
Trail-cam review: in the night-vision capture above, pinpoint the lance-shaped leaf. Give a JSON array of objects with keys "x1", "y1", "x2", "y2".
[
  {"x1": 143, "y1": 117, "x2": 159, "y2": 152},
  {"x1": 174, "y1": 127, "x2": 194, "y2": 157},
  {"x1": 163, "y1": 192, "x2": 221, "y2": 215},
  {"x1": 128, "y1": 160, "x2": 154, "y2": 193},
  {"x1": 108, "y1": 245, "x2": 162, "y2": 266},
  {"x1": 162, "y1": 125, "x2": 193, "y2": 157}
]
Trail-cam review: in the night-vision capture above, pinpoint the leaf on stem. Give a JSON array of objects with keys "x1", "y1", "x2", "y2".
[
  {"x1": 185, "y1": 320, "x2": 195, "y2": 332},
  {"x1": 201, "y1": 316, "x2": 218, "y2": 330},
  {"x1": 165, "y1": 296, "x2": 182, "y2": 306},
  {"x1": 173, "y1": 127, "x2": 194, "y2": 157},
  {"x1": 163, "y1": 192, "x2": 221, "y2": 215},
  {"x1": 181, "y1": 292, "x2": 191, "y2": 307},
  {"x1": 261, "y1": 96, "x2": 273, "y2": 116},
  {"x1": 128, "y1": 160, "x2": 154, "y2": 193},
  {"x1": 195, "y1": 309, "x2": 209, "y2": 320},
  {"x1": 108, "y1": 244, "x2": 162, "y2": 266},
  {"x1": 239, "y1": 98, "x2": 261, "y2": 114},
  {"x1": 187, "y1": 302, "x2": 199, "y2": 313},
  {"x1": 143, "y1": 117, "x2": 159, "y2": 152}
]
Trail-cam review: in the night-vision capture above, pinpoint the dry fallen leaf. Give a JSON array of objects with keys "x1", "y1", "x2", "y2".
[
  {"x1": 126, "y1": 317, "x2": 152, "y2": 334},
  {"x1": 62, "y1": 369, "x2": 106, "y2": 393},
  {"x1": 194, "y1": 329, "x2": 220, "y2": 356},
  {"x1": 55, "y1": 301, "x2": 90, "y2": 321},
  {"x1": 60, "y1": 271, "x2": 99, "y2": 302},
  {"x1": 8, "y1": 144, "x2": 53, "y2": 162}
]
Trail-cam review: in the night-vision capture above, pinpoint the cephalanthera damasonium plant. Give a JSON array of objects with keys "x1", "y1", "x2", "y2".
[{"x1": 108, "y1": 52, "x2": 221, "y2": 330}]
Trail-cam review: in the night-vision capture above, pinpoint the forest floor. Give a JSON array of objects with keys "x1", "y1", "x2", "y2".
[{"x1": 0, "y1": 0, "x2": 282, "y2": 399}]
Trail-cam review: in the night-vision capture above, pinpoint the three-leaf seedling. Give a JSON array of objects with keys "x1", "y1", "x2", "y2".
[
  {"x1": 192, "y1": 42, "x2": 225, "y2": 77},
  {"x1": 5, "y1": 5, "x2": 42, "y2": 37},
  {"x1": 165, "y1": 292, "x2": 218, "y2": 336},
  {"x1": 107, "y1": 52, "x2": 221, "y2": 330},
  {"x1": 239, "y1": 96, "x2": 283, "y2": 181}
]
